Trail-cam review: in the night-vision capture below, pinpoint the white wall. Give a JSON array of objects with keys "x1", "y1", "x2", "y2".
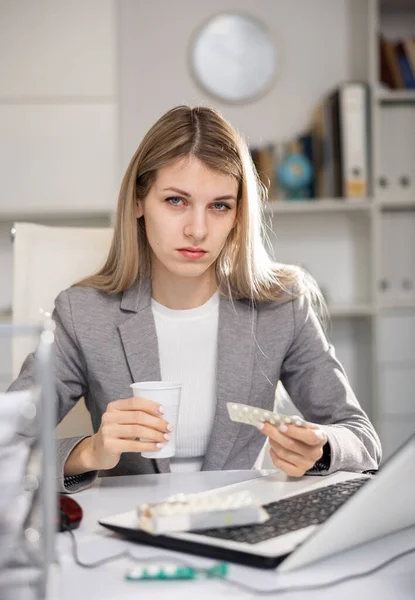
[
  {"x1": 118, "y1": 0, "x2": 349, "y2": 168},
  {"x1": 0, "y1": 0, "x2": 118, "y2": 389}
]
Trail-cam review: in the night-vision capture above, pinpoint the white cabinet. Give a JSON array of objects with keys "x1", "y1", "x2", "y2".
[
  {"x1": 0, "y1": 104, "x2": 118, "y2": 216},
  {"x1": 0, "y1": 0, "x2": 116, "y2": 98},
  {"x1": 372, "y1": 0, "x2": 415, "y2": 457},
  {"x1": 0, "y1": 0, "x2": 118, "y2": 218},
  {"x1": 377, "y1": 312, "x2": 415, "y2": 458}
]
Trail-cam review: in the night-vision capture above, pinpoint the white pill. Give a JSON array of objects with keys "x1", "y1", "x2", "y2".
[
  {"x1": 253, "y1": 409, "x2": 259, "y2": 415},
  {"x1": 263, "y1": 412, "x2": 270, "y2": 419},
  {"x1": 164, "y1": 565, "x2": 178, "y2": 576},
  {"x1": 147, "y1": 565, "x2": 160, "y2": 576},
  {"x1": 243, "y1": 406, "x2": 249, "y2": 413},
  {"x1": 129, "y1": 567, "x2": 143, "y2": 578},
  {"x1": 284, "y1": 417, "x2": 292, "y2": 424},
  {"x1": 232, "y1": 404, "x2": 238, "y2": 410}
]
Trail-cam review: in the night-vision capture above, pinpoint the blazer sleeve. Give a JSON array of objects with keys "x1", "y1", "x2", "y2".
[
  {"x1": 7, "y1": 289, "x2": 98, "y2": 493},
  {"x1": 279, "y1": 292, "x2": 382, "y2": 474}
]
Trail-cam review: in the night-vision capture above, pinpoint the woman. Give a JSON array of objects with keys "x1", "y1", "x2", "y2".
[{"x1": 8, "y1": 106, "x2": 381, "y2": 493}]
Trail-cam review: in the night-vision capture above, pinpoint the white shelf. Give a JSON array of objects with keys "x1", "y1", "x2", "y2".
[
  {"x1": 264, "y1": 199, "x2": 373, "y2": 214},
  {"x1": 329, "y1": 304, "x2": 375, "y2": 318},
  {"x1": 380, "y1": 298, "x2": 415, "y2": 311},
  {"x1": 377, "y1": 90, "x2": 415, "y2": 104},
  {"x1": 0, "y1": 209, "x2": 113, "y2": 223},
  {"x1": 379, "y1": 198, "x2": 415, "y2": 211}
]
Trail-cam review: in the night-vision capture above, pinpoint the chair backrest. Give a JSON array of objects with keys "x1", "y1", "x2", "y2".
[{"x1": 12, "y1": 222, "x2": 113, "y2": 437}]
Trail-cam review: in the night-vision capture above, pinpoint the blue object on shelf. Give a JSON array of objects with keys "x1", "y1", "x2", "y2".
[{"x1": 277, "y1": 149, "x2": 313, "y2": 200}]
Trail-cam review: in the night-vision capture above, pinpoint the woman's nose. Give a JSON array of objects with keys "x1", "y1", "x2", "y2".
[{"x1": 184, "y1": 210, "x2": 208, "y2": 241}]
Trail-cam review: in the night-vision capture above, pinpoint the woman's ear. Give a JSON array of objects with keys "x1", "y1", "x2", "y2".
[{"x1": 136, "y1": 197, "x2": 144, "y2": 219}]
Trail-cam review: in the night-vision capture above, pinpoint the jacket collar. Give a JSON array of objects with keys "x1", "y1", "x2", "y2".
[
  {"x1": 117, "y1": 280, "x2": 256, "y2": 473},
  {"x1": 120, "y1": 278, "x2": 151, "y2": 313}
]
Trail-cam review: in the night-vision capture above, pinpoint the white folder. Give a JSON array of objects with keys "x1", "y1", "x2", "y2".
[{"x1": 338, "y1": 83, "x2": 370, "y2": 199}]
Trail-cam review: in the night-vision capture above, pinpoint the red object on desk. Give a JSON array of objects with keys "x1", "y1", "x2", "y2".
[{"x1": 58, "y1": 494, "x2": 83, "y2": 531}]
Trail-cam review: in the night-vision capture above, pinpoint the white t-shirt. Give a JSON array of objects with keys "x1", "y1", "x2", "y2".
[{"x1": 151, "y1": 292, "x2": 219, "y2": 472}]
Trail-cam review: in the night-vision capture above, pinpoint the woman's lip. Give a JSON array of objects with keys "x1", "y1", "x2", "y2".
[
  {"x1": 178, "y1": 248, "x2": 206, "y2": 252},
  {"x1": 177, "y1": 249, "x2": 207, "y2": 259}
]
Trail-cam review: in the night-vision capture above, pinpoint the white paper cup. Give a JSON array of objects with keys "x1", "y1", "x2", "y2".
[{"x1": 130, "y1": 381, "x2": 182, "y2": 459}]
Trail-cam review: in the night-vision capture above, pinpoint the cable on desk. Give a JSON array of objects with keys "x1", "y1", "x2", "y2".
[
  {"x1": 65, "y1": 527, "x2": 204, "y2": 570},
  {"x1": 64, "y1": 528, "x2": 415, "y2": 594}
]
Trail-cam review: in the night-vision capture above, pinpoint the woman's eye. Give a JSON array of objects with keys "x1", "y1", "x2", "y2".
[
  {"x1": 212, "y1": 203, "x2": 231, "y2": 212},
  {"x1": 166, "y1": 197, "x2": 184, "y2": 206}
]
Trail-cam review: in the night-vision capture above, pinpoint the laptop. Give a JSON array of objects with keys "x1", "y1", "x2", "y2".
[{"x1": 99, "y1": 433, "x2": 415, "y2": 572}]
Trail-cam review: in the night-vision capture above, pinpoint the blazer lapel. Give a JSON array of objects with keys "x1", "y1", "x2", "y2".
[
  {"x1": 117, "y1": 279, "x2": 170, "y2": 474},
  {"x1": 202, "y1": 295, "x2": 257, "y2": 471}
]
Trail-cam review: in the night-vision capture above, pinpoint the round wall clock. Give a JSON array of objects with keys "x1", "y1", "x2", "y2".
[{"x1": 190, "y1": 13, "x2": 279, "y2": 104}]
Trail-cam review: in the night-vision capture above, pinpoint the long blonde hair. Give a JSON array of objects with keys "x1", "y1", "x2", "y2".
[{"x1": 77, "y1": 105, "x2": 325, "y2": 315}]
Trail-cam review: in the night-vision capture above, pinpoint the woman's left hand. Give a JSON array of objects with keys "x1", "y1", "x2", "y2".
[{"x1": 257, "y1": 421, "x2": 328, "y2": 477}]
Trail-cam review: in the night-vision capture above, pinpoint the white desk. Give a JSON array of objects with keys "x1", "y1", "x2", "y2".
[{"x1": 56, "y1": 470, "x2": 415, "y2": 600}]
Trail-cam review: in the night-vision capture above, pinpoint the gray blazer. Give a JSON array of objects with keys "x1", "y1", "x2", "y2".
[{"x1": 8, "y1": 279, "x2": 381, "y2": 492}]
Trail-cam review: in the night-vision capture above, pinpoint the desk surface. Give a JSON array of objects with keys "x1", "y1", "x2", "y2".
[{"x1": 57, "y1": 470, "x2": 415, "y2": 600}]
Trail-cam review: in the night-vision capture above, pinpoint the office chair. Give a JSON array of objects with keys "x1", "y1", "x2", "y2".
[{"x1": 12, "y1": 222, "x2": 113, "y2": 438}]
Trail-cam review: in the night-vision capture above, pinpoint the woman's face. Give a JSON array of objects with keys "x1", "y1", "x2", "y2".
[{"x1": 137, "y1": 155, "x2": 238, "y2": 282}]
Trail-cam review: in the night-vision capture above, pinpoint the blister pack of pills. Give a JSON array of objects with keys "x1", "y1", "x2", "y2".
[
  {"x1": 125, "y1": 562, "x2": 228, "y2": 581},
  {"x1": 226, "y1": 402, "x2": 307, "y2": 427},
  {"x1": 137, "y1": 489, "x2": 269, "y2": 535}
]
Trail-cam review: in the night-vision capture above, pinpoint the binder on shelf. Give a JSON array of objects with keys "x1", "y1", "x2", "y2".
[
  {"x1": 311, "y1": 103, "x2": 325, "y2": 198},
  {"x1": 331, "y1": 82, "x2": 371, "y2": 199},
  {"x1": 322, "y1": 94, "x2": 336, "y2": 198},
  {"x1": 311, "y1": 99, "x2": 336, "y2": 199}
]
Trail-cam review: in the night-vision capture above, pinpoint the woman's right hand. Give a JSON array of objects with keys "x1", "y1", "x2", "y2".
[{"x1": 64, "y1": 397, "x2": 172, "y2": 475}]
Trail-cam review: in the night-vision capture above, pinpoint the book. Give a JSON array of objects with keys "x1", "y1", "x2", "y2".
[
  {"x1": 251, "y1": 145, "x2": 276, "y2": 200},
  {"x1": 311, "y1": 102, "x2": 325, "y2": 198},
  {"x1": 403, "y1": 39, "x2": 415, "y2": 84},
  {"x1": 311, "y1": 93, "x2": 339, "y2": 198},
  {"x1": 396, "y1": 41, "x2": 415, "y2": 89},
  {"x1": 297, "y1": 132, "x2": 315, "y2": 199},
  {"x1": 322, "y1": 94, "x2": 336, "y2": 198},
  {"x1": 379, "y1": 36, "x2": 405, "y2": 89}
]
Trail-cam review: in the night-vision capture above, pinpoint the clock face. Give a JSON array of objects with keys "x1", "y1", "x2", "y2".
[{"x1": 190, "y1": 13, "x2": 278, "y2": 104}]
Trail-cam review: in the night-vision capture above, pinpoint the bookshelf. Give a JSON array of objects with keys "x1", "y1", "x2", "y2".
[
  {"x1": 260, "y1": 0, "x2": 415, "y2": 460},
  {"x1": 374, "y1": 0, "x2": 415, "y2": 462},
  {"x1": 377, "y1": 90, "x2": 415, "y2": 103}
]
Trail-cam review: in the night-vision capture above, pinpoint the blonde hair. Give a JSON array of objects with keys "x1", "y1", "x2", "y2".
[{"x1": 77, "y1": 105, "x2": 325, "y2": 317}]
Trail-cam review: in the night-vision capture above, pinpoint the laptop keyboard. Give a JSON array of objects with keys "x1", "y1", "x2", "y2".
[{"x1": 195, "y1": 477, "x2": 369, "y2": 545}]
